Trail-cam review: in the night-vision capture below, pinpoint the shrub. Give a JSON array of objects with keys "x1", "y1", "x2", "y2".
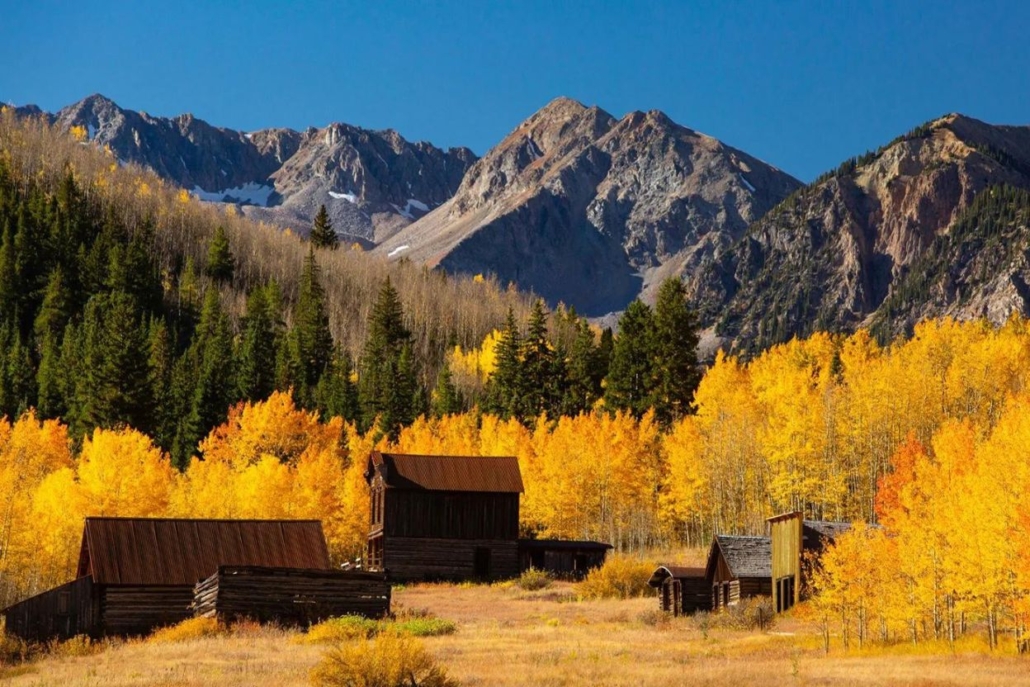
[
  {"x1": 392, "y1": 617, "x2": 457, "y2": 638},
  {"x1": 0, "y1": 630, "x2": 30, "y2": 665},
  {"x1": 148, "y1": 616, "x2": 225, "y2": 644},
  {"x1": 47, "y1": 635, "x2": 106, "y2": 658},
  {"x1": 310, "y1": 632, "x2": 459, "y2": 687},
  {"x1": 304, "y1": 616, "x2": 380, "y2": 644},
  {"x1": 637, "y1": 609, "x2": 670, "y2": 627},
  {"x1": 300, "y1": 613, "x2": 457, "y2": 645},
  {"x1": 693, "y1": 597, "x2": 775, "y2": 632},
  {"x1": 576, "y1": 555, "x2": 654, "y2": 600},
  {"x1": 516, "y1": 568, "x2": 553, "y2": 591}
]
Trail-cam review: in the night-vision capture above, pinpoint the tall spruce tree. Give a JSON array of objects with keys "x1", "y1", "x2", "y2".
[
  {"x1": 237, "y1": 284, "x2": 280, "y2": 401},
  {"x1": 604, "y1": 299, "x2": 654, "y2": 418},
  {"x1": 205, "y1": 225, "x2": 235, "y2": 283},
  {"x1": 358, "y1": 277, "x2": 417, "y2": 438},
  {"x1": 649, "y1": 277, "x2": 702, "y2": 425},
  {"x1": 431, "y1": 360, "x2": 464, "y2": 417},
  {"x1": 77, "y1": 292, "x2": 155, "y2": 437},
  {"x1": 309, "y1": 204, "x2": 338, "y2": 249},
  {"x1": 521, "y1": 300, "x2": 560, "y2": 418},
  {"x1": 33, "y1": 267, "x2": 72, "y2": 344},
  {"x1": 485, "y1": 308, "x2": 524, "y2": 420},
  {"x1": 292, "y1": 248, "x2": 335, "y2": 405},
  {"x1": 564, "y1": 319, "x2": 604, "y2": 415},
  {"x1": 315, "y1": 349, "x2": 360, "y2": 422}
]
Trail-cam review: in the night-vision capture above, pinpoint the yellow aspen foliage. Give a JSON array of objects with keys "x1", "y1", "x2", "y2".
[
  {"x1": 177, "y1": 188, "x2": 191, "y2": 204},
  {"x1": 70, "y1": 125, "x2": 88, "y2": 142},
  {"x1": 77, "y1": 427, "x2": 173, "y2": 517},
  {"x1": 448, "y1": 329, "x2": 501, "y2": 382}
]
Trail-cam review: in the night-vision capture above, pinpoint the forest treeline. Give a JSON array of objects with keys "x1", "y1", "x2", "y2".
[
  {"x1": 4, "y1": 316, "x2": 1030, "y2": 619},
  {"x1": 0, "y1": 108, "x2": 701, "y2": 468}
]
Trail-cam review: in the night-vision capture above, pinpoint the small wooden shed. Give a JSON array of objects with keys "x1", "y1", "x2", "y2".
[
  {"x1": 518, "y1": 539, "x2": 612, "y2": 578},
  {"x1": 647, "y1": 566, "x2": 711, "y2": 615},
  {"x1": 706, "y1": 535, "x2": 772, "y2": 610},
  {"x1": 365, "y1": 452, "x2": 524, "y2": 582},
  {"x1": 1, "y1": 517, "x2": 335, "y2": 641},
  {"x1": 768, "y1": 511, "x2": 852, "y2": 612}
]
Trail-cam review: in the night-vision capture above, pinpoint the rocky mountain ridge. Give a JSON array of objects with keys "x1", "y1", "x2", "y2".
[
  {"x1": 12, "y1": 94, "x2": 477, "y2": 243},
  {"x1": 687, "y1": 113, "x2": 1030, "y2": 354},
  {"x1": 376, "y1": 97, "x2": 802, "y2": 316}
]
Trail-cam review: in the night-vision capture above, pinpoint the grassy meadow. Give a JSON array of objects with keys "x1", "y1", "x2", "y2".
[{"x1": 2, "y1": 580, "x2": 1028, "y2": 687}]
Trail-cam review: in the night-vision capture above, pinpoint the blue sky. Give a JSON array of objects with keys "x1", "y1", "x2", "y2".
[{"x1": 1, "y1": 1, "x2": 1028, "y2": 181}]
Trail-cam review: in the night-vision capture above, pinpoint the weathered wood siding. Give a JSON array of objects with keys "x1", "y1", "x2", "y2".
[
  {"x1": 658, "y1": 577, "x2": 711, "y2": 615},
  {"x1": 517, "y1": 543, "x2": 609, "y2": 578},
  {"x1": 1, "y1": 576, "x2": 97, "y2": 642},
  {"x1": 100, "y1": 586, "x2": 195, "y2": 636},
  {"x1": 384, "y1": 490, "x2": 519, "y2": 540},
  {"x1": 770, "y1": 514, "x2": 803, "y2": 612},
  {"x1": 383, "y1": 537, "x2": 519, "y2": 581},
  {"x1": 192, "y1": 566, "x2": 390, "y2": 624},
  {"x1": 712, "y1": 578, "x2": 771, "y2": 610}
]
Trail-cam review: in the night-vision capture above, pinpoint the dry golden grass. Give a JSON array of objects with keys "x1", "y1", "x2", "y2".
[{"x1": 3, "y1": 583, "x2": 1028, "y2": 686}]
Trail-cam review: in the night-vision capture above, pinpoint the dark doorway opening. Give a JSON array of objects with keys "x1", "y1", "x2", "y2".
[{"x1": 474, "y1": 547, "x2": 492, "y2": 579}]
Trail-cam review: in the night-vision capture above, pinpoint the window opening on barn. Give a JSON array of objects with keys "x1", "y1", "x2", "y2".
[{"x1": 474, "y1": 547, "x2": 492, "y2": 579}]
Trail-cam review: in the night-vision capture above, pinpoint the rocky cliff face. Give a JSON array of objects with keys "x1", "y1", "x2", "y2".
[
  {"x1": 375, "y1": 97, "x2": 801, "y2": 316},
  {"x1": 39, "y1": 94, "x2": 476, "y2": 242},
  {"x1": 688, "y1": 114, "x2": 1030, "y2": 354}
]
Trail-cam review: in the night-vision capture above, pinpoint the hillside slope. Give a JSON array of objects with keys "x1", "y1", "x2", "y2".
[{"x1": 688, "y1": 114, "x2": 1030, "y2": 353}]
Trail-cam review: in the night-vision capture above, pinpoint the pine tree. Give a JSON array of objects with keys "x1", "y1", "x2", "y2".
[
  {"x1": 292, "y1": 248, "x2": 335, "y2": 405},
  {"x1": 564, "y1": 320, "x2": 603, "y2": 414},
  {"x1": 521, "y1": 300, "x2": 560, "y2": 419},
  {"x1": 485, "y1": 308, "x2": 524, "y2": 420},
  {"x1": 0, "y1": 221, "x2": 19, "y2": 327},
  {"x1": 358, "y1": 277, "x2": 416, "y2": 437},
  {"x1": 431, "y1": 360, "x2": 464, "y2": 417},
  {"x1": 147, "y1": 318, "x2": 176, "y2": 451},
  {"x1": 309, "y1": 204, "x2": 338, "y2": 250},
  {"x1": 77, "y1": 292, "x2": 154, "y2": 437},
  {"x1": 36, "y1": 332, "x2": 65, "y2": 419},
  {"x1": 649, "y1": 278, "x2": 702, "y2": 425},
  {"x1": 33, "y1": 267, "x2": 72, "y2": 344},
  {"x1": 315, "y1": 350, "x2": 360, "y2": 422},
  {"x1": 205, "y1": 225, "x2": 235, "y2": 282},
  {"x1": 237, "y1": 284, "x2": 280, "y2": 401},
  {"x1": 604, "y1": 299, "x2": 654, "y2": 418}
]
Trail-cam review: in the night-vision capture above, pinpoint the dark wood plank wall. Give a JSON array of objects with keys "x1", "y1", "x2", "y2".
[
  {"x1": 1, "y1": 576, "x2": 96, "y2": 642},
  {"x1": 679, "y1": 577, "x2": 713, "y2": 613},
  {"x1": 192, "y1": 566, "x2": 390, "y2": 624},
  {"x1": 518, "y1": 547, "x2": 608, "y2": 577},
  {"x1": 383, "y1": 537, "x2": 519, "y2": 581},
  {"x1": 100, "y1": 586, "x2": 195, "y2": 636},
  {"x1": 384, "y1": 491, "x2": 519, "y2": 540}
]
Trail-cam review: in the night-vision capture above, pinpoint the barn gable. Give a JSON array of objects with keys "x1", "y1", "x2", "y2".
[
  {"x1": 367, "y1": 452, "x2": 524, "y2": 493},
  {"x1": 706, "y1": 535, "x2": 772, "y2": 581},
  {"x1": 76, "y1": 518, "x2": 331, "y2": 586}
]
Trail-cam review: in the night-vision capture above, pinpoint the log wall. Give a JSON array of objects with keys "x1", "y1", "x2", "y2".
[
  {"x1": 100, "y1": 586, "x2": 195, "y2": 636},
  {"x1": 192, "y1": 566, "x2": 390, "y2": 624},
  {"x1": 1, "y1": 576, "x2": 96, "y2": 642},
  {"x1": 383, "y1": 537, "x2": 519, "y2": 581}
]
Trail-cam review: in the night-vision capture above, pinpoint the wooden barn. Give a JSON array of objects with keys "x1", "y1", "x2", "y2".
[
  {"x1": 768, "y1": 511, "x2": 852, "y2": 613},
  {"x1": 706, "y1": 535, "x2": 772, "y2": 610},
  {"x1": 366, "y1": 452, "x2": 524, "y2": 582},
  {"x1": 647, "y1": 566, "x2": 711, "y2": 615},
  {"x1": 0, "y1": 517, "x2": 367, "y2": 642},
  {"x1": 517, "y1": 539, "x2": 612, "y2": 578}
]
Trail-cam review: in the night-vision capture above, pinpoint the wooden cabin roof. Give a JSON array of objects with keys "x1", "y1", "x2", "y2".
[
  {"x1": 518, "y1": 539, "x2": 613, "y2": 551},
  {"x1": 76, "y1": 517, "x2": 332, "y2": 586},
  {"x1": 708, "y1": 535, "x2": 772, "y2": 579},
  {"x1": 367, "y1": 452, "x2": 524, "y2": 493},
  {"x1": 803, "y1": 520, "x2": 852, "y2": 543},
  {"x1": 647, "y1": 565, "x2": 706, "y2": 587}
]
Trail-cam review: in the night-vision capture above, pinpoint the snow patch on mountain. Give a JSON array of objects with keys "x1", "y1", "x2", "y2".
[{"x1": 192, "y1": 182, "x2": 275, "y2": 207}]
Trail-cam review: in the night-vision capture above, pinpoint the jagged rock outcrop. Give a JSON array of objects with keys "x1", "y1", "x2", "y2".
[
  {"x1": 376, "y1": 97, "x2": 801, "y2": 316},
  {"x1": 689, "y1": 114, "x2": 1030, "y2": 354},
  {"x1": 26, "y1": 94, "x2": 476, "y2": 242}
]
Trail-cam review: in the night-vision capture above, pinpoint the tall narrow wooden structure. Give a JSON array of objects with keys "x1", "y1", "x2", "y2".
[
  {"x1": 365, "y1": 452, "x2": 523, "y2": 582},
  {"x1": 768, "y1": 511, "x2": 851, "y2": 613}
]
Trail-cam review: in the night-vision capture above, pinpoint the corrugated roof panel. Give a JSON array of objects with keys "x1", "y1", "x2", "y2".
[
  {"x1": 79, "y1": 518, "x2": 331, "y2": 586},
  {"x1": 370, "y1": 452, "x2": 524, "y2": 493}
]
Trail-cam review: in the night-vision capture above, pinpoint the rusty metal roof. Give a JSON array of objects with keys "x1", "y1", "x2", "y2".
[
  {"x1": 77, "y1": 518, "x2": 331, "y2": 586},
  {"x1": 368, "y1": 452, "x2": 524, "y2": 493},
  {"x1": 648, "y1": 565, "x2": 707, "y2": 586}
]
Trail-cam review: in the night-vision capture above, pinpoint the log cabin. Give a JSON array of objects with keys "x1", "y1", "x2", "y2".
[
  {"x1": 517, "y1": 539, "x2": 612, "y2": 579},
  {"x1": 768, "y1": 511, "x2": 852, "y2": 613},
  {"x1": 365, "y1": 452, "x2": 524, "y2": 581},
  {"x1": 1, "y1": 517, "x2": 336, "y2": 641},
  {"x1": 706, "y1": 534, "x2": 772, "y2": 610},
  {"x1": 647, "y1": 566, "x2": 711, "y2": 615}
]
